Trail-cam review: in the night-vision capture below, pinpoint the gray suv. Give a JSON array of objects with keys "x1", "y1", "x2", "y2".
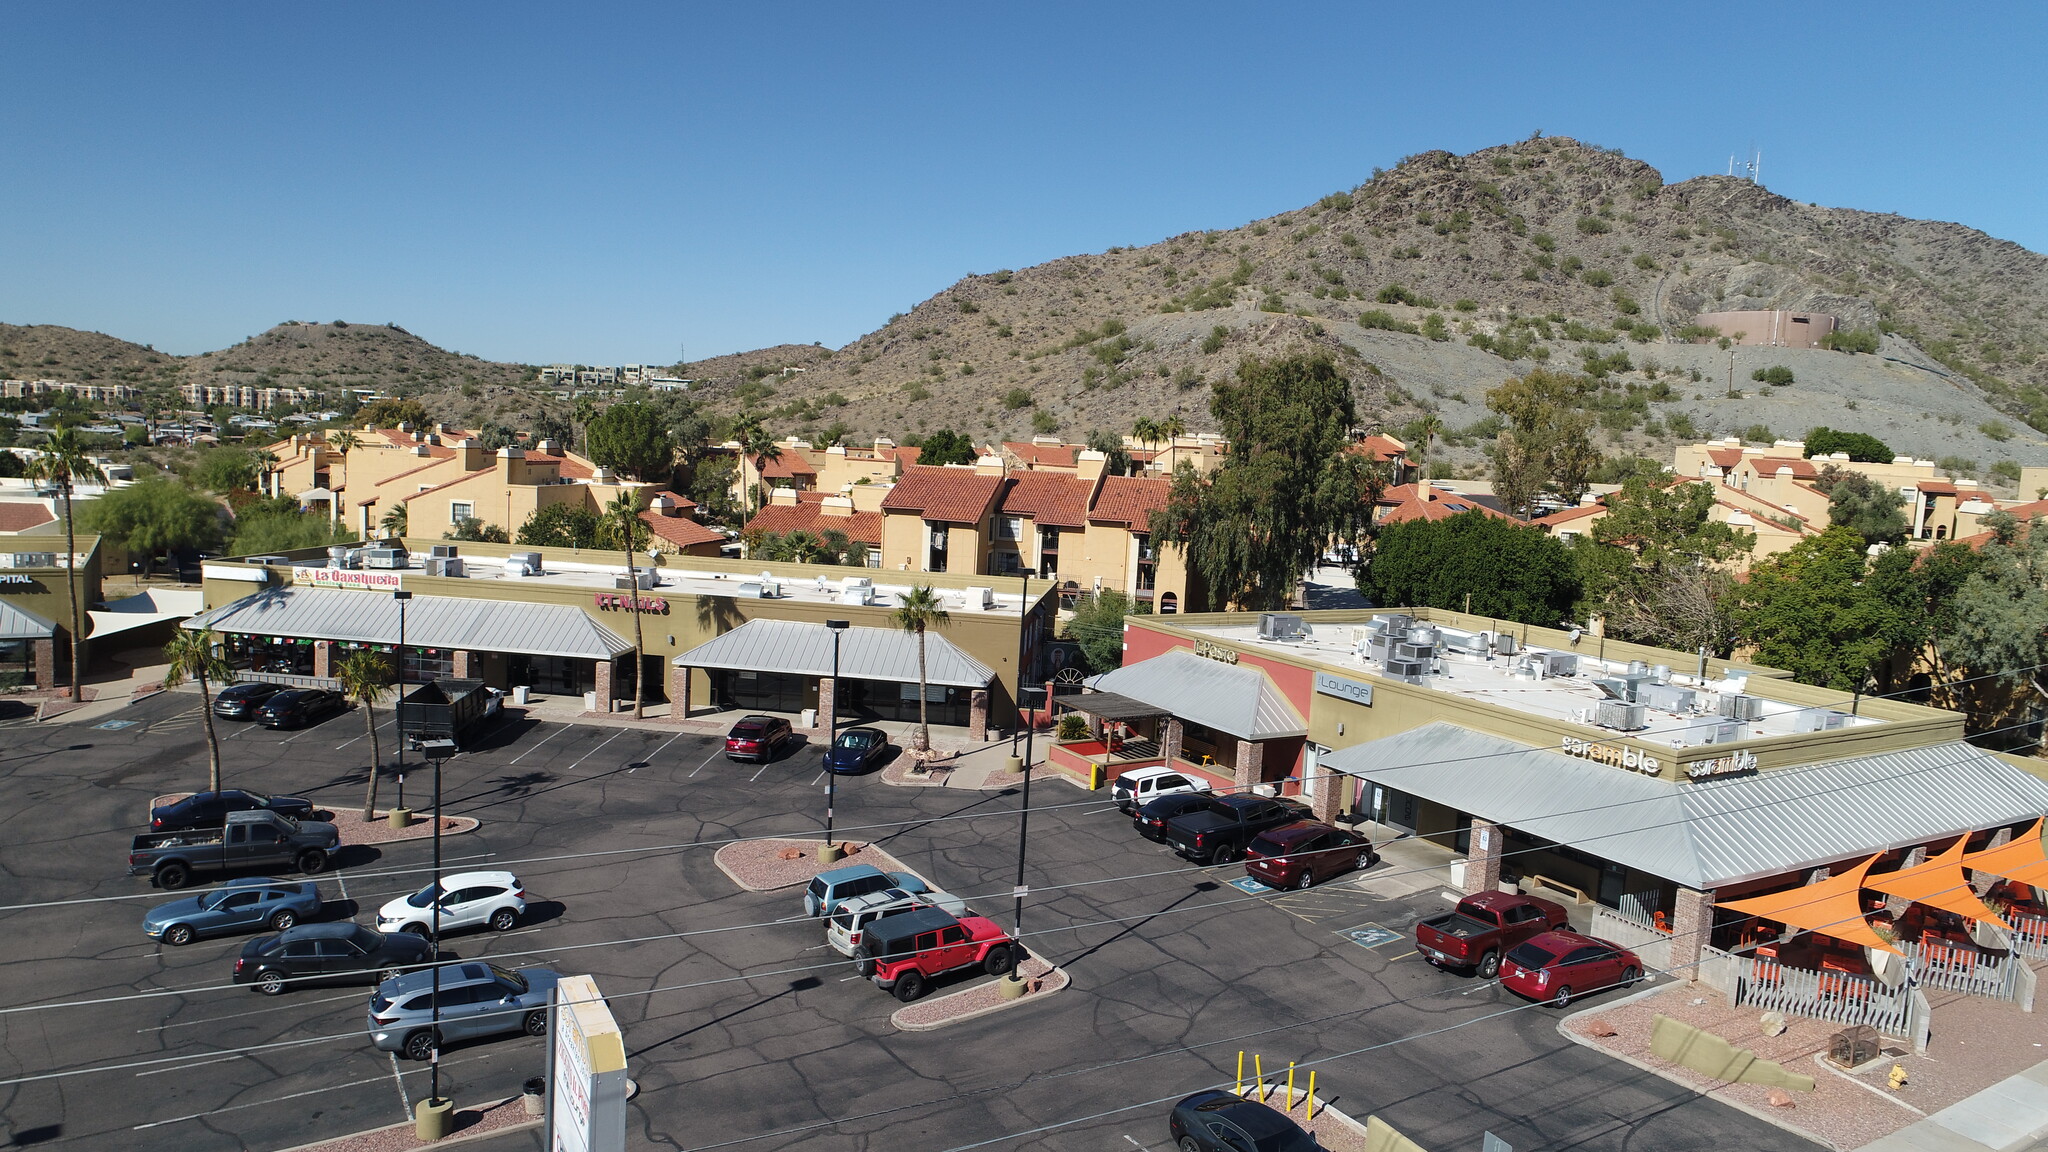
[{"x1": 367, "y1": 962, "x2": 561, "y2": 1061}]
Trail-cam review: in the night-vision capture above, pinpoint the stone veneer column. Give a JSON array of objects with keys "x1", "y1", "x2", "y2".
[
  {"x1": 450, "y1": 650, "x2": 476, "y2": 679},
  {"x1": 968, "y1": 689, "x2": 988, "y2": 741},
  {"x1": 312, "y1": 641, "x2": 333, "y2": 679},
  {"x1": 670, "y1": 664, "x2": 693, "y2": 723},
  {"x1": 817, "y1": 676, "x2": 836, "y2": 735},
  {"x1": 592, "y1": 659, "x2": 614, "y2": 714},
  {"x1": 1161, "y1": 718, "x2": 1184, "y2": 767},
  {"x1": 1671, "y1": 886, "x2": 1715, "y2": 977},
  {"x1": 32, "y1": 638, "x2": 55, "y2": 691},
  {"x1": 1311, "y1": 760, "x2": 1345, "y2": 825},
  {"x1": 1233, "y1": 739, "x2": 1263, "y2": 793},
  {"x1": 1464, "y1": 818, "x2": 1505, "y2": 895}
]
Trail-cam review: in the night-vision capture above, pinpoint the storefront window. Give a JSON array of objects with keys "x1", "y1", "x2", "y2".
[
  {"x1": 0, "y1": 639, "x2": 31, "y2": 688},
  {"x1": 715, "y1": 669, "x2": 806, "y2": 713}
]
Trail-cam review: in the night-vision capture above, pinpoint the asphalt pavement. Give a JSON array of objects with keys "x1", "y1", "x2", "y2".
[{"x1": 0, "y1": 693, "x2": 1821, "y2": 1151}]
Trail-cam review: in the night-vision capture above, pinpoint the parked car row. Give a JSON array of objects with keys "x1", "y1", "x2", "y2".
[
  {"x1": 724, "y1": 714, "x2": 897, "y2": 774},
  {"x1": 1412, "y1": 891, "x2": 1644, "y2": 1005},
  {"x1": 212, "y1": 682, "x2": 350, "y2": 729},
  {"x1": 805, "y1": 864, "x2": 1014, "y2": 1002}
]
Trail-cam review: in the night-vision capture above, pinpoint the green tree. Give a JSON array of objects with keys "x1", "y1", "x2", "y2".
[
  {"x1": 1065, "y1": 590, "x2": 1149, "y2": 673},
  {"x1": 378, "y1": 503, "x2": 408, "y2": 540},
  {"x1": 26, "y1": 428, "x2": 106, "y2": 700},
  {"x1": 1733, "y1": 527, "x2": 1904, "y2": 689},
  {"x1": 1579, "y1": 477, "x2": 1755, "y2": 651},
  {"x1": 686, "y1": 454, "x2": 741, "y2": 526},
  {"x1": 584, "y1": 401, "x2": 673, "y2": 480},
  {"x1": 80, "y1": 477, "x2": 223, "y2": 576},
  {"x1": 890, "y1": 584, "x2": 951, "y2": 752},
  {"x1": 1484, "y1": 368, "x2": 1600, "y2": 516},
  {"x1": 1150, "y1": 351, "x2": 1383, "y2": 610},
  {"x1": 1816, "y1": 466, "x2": 1909, "y2": 545},
  {"x1": 530, "y1": 411, "x2": 574, "y2": 450},
  {"x1": 731, "y1": 413, "x2": 781, "y2": 513},
  {"x1": 162, "y1": 627, "x2": 230, "y2": 791},
  {"x1": 911, "y1": 429, "x2": 976, "y2": 467},
  {"x1": 516, "y1": 502, "x2": 602, "y2": 548},
  {"x1": 357, "y1": 397, "x2": 430, "y2": 428},
  {"x1": 336, "y1": 651, "x2": 394, "y2": 820},
  {"x1": 1363, "y1": 511, "x2": 1578, "y2": 624},
  {"x1": 190, "y1": 447, "x2": 258, "y2": 494},
  {"x1": 327, "y1": 429, "x2": 360, "y2": 489},
  {"x1": 1803, "y1": 427, "x2": 1893, "y2": 463},
  {"x1": 600, "y1": 490, "x2": 651, "y2": 719},
  {"x1": 447, "y1": 516, "x2": 510, "y2": 543},
  {"x1": 473, "y1": 422, "x2": 518, "y2": 451},
  {"x1": 231, "y1": 498, "x2": 351, "y2": 555},
  {"x1": 1934, "y1": 514, "x2": 2048, "y2": 740},
  {"x1": 1086, "y1": 428, "x2": 1133, "y2": 476}
]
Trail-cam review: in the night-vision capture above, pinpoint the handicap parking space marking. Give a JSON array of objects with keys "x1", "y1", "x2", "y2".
[
  {"x1": 1226, "y1": 877, "x2": 1273, "y2": 895},
  {"x1": 94, "y1": 719, "x2": 140, "y2": 730},
  {"x1": 1338, "y1": 922, "x2": 1404, "y2": 950}
]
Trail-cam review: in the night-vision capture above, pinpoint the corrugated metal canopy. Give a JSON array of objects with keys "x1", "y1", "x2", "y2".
[
  {"x1": 0, "y1": 599, "x2": 57, "y2": 640},
  {"x1": 672, "y1": 618, "x2": 995, "y2": 688},
  {"x1": 183, "y1": 587, "x2": 633, "y2": 662},
  {"x1": 1087, "y1": 649, "x2": 1306, "y2": 740},
  {"x1": 1062, "y1": 691, "x2": 1169, "y2": 722},
  {"x1": 1322, "y1": 722, "x2": 2048, "y2": 889}
]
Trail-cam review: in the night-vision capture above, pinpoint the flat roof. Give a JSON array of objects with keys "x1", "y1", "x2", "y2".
[{"x1": 1180, "y1": 616, "x2": 1887, "y2": 748}]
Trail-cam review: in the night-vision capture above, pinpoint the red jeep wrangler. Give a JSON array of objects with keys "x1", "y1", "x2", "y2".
[{"x1": 852, "y1": 905, "x2": 1016, "y2": 1002}]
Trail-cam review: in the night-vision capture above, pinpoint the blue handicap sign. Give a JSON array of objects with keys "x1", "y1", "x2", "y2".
[
  {"x1": 1340, "y1": 923, "x2": 1403, "y2": 949},
  {"x1": 94, "y1": 720, "x2": 139, "y2": 730},
  {"x1": 1227, "y1": 877, "x2": 1273, "y2": 895}
]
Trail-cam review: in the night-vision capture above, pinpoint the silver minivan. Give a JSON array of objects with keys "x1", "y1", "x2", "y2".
[
  {"x1": 367, "y1": 962, "x2": 560, "y2": 1061},
  {"x1": 825, "y1": 886, "x2": 969, "y2": 957}
]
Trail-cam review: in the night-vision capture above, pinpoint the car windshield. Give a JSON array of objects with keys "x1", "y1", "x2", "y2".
[
  {"x1": 243, "y1": 791, "x2": 271, "y2": 804},
  {"x1": 1248, "y1": 834, "x2": 1289, "y2": 856},
  {"x1": 835, "y1": 732, "x2": 875, "y2": 749},
  {"x1": 349, "y1": 925, "x2": 381, "y2": 949},
  {"x1": 405, "y1": 883, "x2": 440, "y2": 909},
  {"x1": 489, "y1": 965, "x2": 527, "y2": 993},
  {"x1": 1506, "y1": 941, "x2": 1558, "y2": 970}
]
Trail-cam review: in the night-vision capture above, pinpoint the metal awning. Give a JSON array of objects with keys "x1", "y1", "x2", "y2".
[
  {"x1": 183, "y1": 587, "x2": 633, "y2": 662},
  {"x1": 673, "y1": 618, "x2": 995, "y2": 688},
  {"x1": 1060, "y1": 691, "x2": 1167, "y2": 722},
  {"x1": 0, "y1": 599, "x2": 57, "y2": 640},
  {"x1": 1086, "y1": 648, "x2": 1306, "y2": 740},
  {"x1": 1321, "y1": 722, "x2": 2048, "y2": 890}
]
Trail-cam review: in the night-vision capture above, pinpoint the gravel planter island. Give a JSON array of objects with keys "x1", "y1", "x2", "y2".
[
  {"x1": 713, "y1": 837, "x2": 914, "y2": 892},
  {"x1": 889, "y1": 951, "x2": 1071, "y2": 1031},
  {"x1": 275, "y1": 1095, "x2": 537, "y2": 1152},
  {"x1": 149, "y1": 794, "x2": 478, "y2": 847}
]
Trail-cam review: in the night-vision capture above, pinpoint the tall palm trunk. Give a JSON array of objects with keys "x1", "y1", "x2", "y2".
[
  {"x1": 359, "y1": 700, "x2": 383, "y2": 820},
  {"x1": 62, "y1": 482, "x2": 83, "y2": 701},
  {"x1": 197, "y1": 667, "x2": 222, "y2": 792},
  {"x1": 915, "y1": 624, "x2": 930, "y2": 751},
  {"x1": 626, "y1": 547, "x2": 645, "y2": 719}
]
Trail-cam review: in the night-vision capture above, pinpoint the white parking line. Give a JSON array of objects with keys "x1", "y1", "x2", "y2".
[
  {"x1": 143, "y1": 990, "x2": 364, "y2": 1032},
  {"x1": 689, "y1": 749, "x2": 722, "y2": 777},
  {"x1": 388, "y1": 1051, "x2": 411, "y2": 1117},
  {"x1": 637, "y1": 730, "x2": 686, "y2": 771},
  {"x1": 749, "y1": 761, "x2": 774, "y2": 782},
  {"x1": 135, "y1": 1053, "x2": 245, "y2": 1077},
  {"x1": 811, "y1": 771, "x2": 825, "y2": 786},
  {"x1": 507, "y1": 722, "x2": 569, "y2": 765},
  {"x1": 562, "y1": 728, "x2": 626, "y2": 773}
]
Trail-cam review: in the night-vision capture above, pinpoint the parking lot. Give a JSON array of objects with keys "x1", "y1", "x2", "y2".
[{"x1": 0, "y1": 693, "x2": 1820, "y2": 1151}]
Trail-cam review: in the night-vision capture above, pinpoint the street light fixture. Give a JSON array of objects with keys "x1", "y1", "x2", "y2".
[
  {"x1": 823, "y1": 619, "x2": 849, "y2": 861},
  {"x1": 1008, "y1": 574, "x2": 1033, "y2": 993},
  {"x1": 417, "y1": 736, "x2": 458, "y2": 1113}
]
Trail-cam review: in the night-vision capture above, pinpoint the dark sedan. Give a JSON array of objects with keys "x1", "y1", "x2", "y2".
[
  {"x1": 1168, "y1": 1090, "x2": 1317, "y2": 1152},
  {"x1": 1133, "y1": 790, "x2": 1221, "y2": 843},
  {"x1": 235, "y1": 922, "x2": 436, "y2": 995},
  {"x1": 150, "y1": 789, "x2": 316, "y2": 832},
  {"x1": 257, "y1": 688, "x2": 348, "y2": 729},
  {"x1": 823, "y1": 727, "x2": 891, "y2": 774},
  {"x1": 212, "y1": 681, "x2": 286, "y2": 720}
]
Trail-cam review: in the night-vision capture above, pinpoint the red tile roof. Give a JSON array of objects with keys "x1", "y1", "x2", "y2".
[
  {"x1": 1089, "y1": 475, "x2": 1172, "y2": 525},
  {"x1": 1533, "y1": 504, "x2": 1605, "y2": 527},
  {"x1": 1747, "y1": 456, "x2": 1820, "y2": 479},
  {"x1": 0, "y1": 502, "x2": 56, "y2": 532},
  {"x1": 760, "y1": 454, "x2": 817, "y2": 479},
  {"x1": 883, "y1": 445, "x2": 922, "y2": 466},
  {"x1": 999, "y1": 472, "x2": 1092, "y2": 529},
  {"x1": 1704, "y1": 448, "x2": 1745, "y2": 468},
  {"x1": 744, "y1": 502, "x2": 883, "y2": 546},
  {"x1": 1377, "y1": 490, "x2": 1513, "y2": 525},
  {"x1": 1350, "y1": 434, "x2": 1409, "y2": 463},
  {"x1": 640, "y1": 509, "x2": 726, "y2": 550},
  {"x1": 1003, "y1": 441, "x2": 1081, "y2": 469},
  {"x1": 525, "y1": 452, "x2": 593, "y2": 480},
  {"x1": 1916, "y1": 481, "x2": 1958, "y2": 496},
  {"x1": 881, "y1": 466, "x2": 1006, "y2": 523}
]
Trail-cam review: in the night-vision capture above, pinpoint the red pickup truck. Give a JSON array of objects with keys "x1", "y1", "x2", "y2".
[{"x1": 1414, "y1": 890, "x2": 1569, "y2": 979}]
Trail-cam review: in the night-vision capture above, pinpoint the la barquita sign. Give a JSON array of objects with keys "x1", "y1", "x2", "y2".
[{"x1": 292, "y1": 567, "x2": 403, "y2": 592}]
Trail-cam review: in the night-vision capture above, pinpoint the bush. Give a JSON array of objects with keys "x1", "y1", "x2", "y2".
[
  {"x1": 1377, "y1": 283, "x2": 1421, "y2": 306},
  {"x1": 1750, "y1": 365, "x2": 1795, "y2": 386},
  {"x1": 1802, "y1": 427, "x2": 1892, "y2": 462},
  {"x1": 1201, "y1": 325, "x2": 1228, "y2": 355},
  {"x1": 1744, "y1": 424, "x2": 1776, "y2": 444},
  {"x1": 1031, "y1": 409, "x2": 1059, "y2": 435},
  {"x1": 1980, "y1": 419, "x2": 2013, "y2": 442},
  {"x1": 1628, "y1": 323, "x2": 1661, "y2": 343},
  {"x1": 1454, "y1": 298, "x2": 1478, "y2": 312},
  {"x1": 1991, "y1": 459, "x2": 2022, "y2": 484},
  {"x1": 1632, "y1": 254, "x2": 1658, "y2": 270},
  {"x1": 1002, "y1": 387, "x2": 1034, "y2": 410},
  {"x1": 1676, "y1": 324, "x2": 1718, "y2": 342},
  {"x1": 1422, "y1": 314, "x2": 1449, "y2": 342},
  {"x1": 1055, "y1": 713, "x2": 1090, "y2": 742},
  {"x1": 1530, "y1": 233, "x2": 1557, "y2": 252},
  {"x1": 1357, "y1": 309, "x2": 1420, "y2": 335},
  {"x1": 1582, "y1": 269, "x2": 1614, "y2": 288},
  {"x1": 1259, "y1": 291, "x2": 1286, "y2": 313},
  {"x1": 1938, "y1": 455, "x2": 1979, "y2": 479},
  {"x1": 1823, "y1": 327, "x2": 1880, "y2": 354},
  {"x1": 1576, "y1": 215, "x2": 1611, "y2": 235}
]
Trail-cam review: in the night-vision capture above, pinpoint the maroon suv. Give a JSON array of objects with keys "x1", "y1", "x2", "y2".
[
  {"x1": 724, "y1": 714, "x2": 794, "y2": 763},
  {"x1": 1244, "y1": 821, "x2": 1375, "y2": 890}
]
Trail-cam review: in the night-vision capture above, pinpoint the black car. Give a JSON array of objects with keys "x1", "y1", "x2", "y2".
[
  {"x1": 1133, "y1": 791, "x2": 1223, "y2": 843},
  {"x1": 725, "y1": 714, "x2": 795, "y2": 762},
  {"x1": 257, "y1": 688, "x2": 347, "y2": 729},
  {"x1": 1168, "y1": 1090, "x2": 1318, "y2": 1152},
  {"x1": 212, "y1": 681, "x2": 286, "y2": 720},
  {"x1": 823, "y1": 726, "x2": 891, "y2": 774},
  {"x1": 234, "y1": 922, "x2": 436, "y2": 995},
  {"x1": 150, "y1": 788, "x2": 316, "y2": 832}
]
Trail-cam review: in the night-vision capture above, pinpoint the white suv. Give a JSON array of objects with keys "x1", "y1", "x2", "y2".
[
  {"x1": 1111, "y1": 766, "x2": 1205, "y2": 815},
  {"x1": 825, "y1": 886, "x2": 968, "y2": 957},
  {"x1": 377, "y1": 871, "x2": 527, "y2": 938}
]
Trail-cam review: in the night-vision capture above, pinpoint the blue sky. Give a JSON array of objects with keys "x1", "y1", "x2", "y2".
[{"x1": 4, "y1": 3, "x2": 2042, "y2": 366}]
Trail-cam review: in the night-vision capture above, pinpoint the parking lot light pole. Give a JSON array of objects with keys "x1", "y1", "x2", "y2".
[
  {"x1": 1009, "y1": 575, "x2": 1032, "y2": 991},
  {"x1": 822, "y1": 619, "x2": 849, "y2": 861},
  {"x1": 393, "y1": 590, "x2": 412, "y2": 809},
  {"x1": 419, "y1": 737, "x2": 458, "y2": 1110}
]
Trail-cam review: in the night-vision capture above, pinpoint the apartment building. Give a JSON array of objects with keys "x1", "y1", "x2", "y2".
[
  {"x1": 181, "y1": 382, "x2": 317, "y2": 411},
  {"x1": 1676, "y1": 438, "x2": 1998, "y2": 544},
  {"x1": 1, "y1": 379, "x2": 140, "y2": 404},
  {"x1": 995, "y1": 433, "x2": 1231, "y2": 478},
  {"x1": 727, "y1": 437, "x2": 923, "y2": 509}
]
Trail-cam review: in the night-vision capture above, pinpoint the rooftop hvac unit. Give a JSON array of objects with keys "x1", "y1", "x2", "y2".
[
  {"x1": 1652, "y1": 664, "x2": 1672, "y2": 684},
  {"x1": 326, "y1": 545, "x2": 353, "y2": 566},
  {"x1": 363, "y1": 549, "x2": 406, "y2": 569},
  {"x1": 1258, "y1": 613, "x2": 1306, "y2": 641},
  {"x1": 4, "y1": 551, "x2": 54, "y2": 569},
  {"x1": 1796, "y1": 709, "x2": 1850, "y2": 733},
  {"x1": 1637, "y1": 683, "x2": 1697, "y2": 713},
  {"x1": 429, "y1": 544, "x2": 457, "y2": 559},
  {"x1": 1394, "y1": 641, "x2": 1435, "y2": 663},
  {"x1": 1825, "y1": 711, "x2": 1848, "y2": 730},
  {"x1": 1405, "y1": 624, "x2": 1439, "y2": 646},
  {"x1": 1719, "y1": 693, "x2": 1764, "y2": 722},
  {"x1": 1706, "y1": 720, "x2": 1743, "y2": 744},
  {"x1": 1438, "y1": 628, "x2": 1487, "y2": 656},
  {"x1": 840, "y1": 585, "x2": 874, "y2": 606},
  {"x1": 735, "y1": 581, "x2": 767, "y2": 598},
  {"x1": 1628, "y1": 660, "x2": 1650, "y2": 677},
  {"x1": 424, "y1": 556, "x2": 464, "y2": 577},
  {"x1": 1495, "y1": 633, "x2": 1518, "y2": 656},
  {"x1": 840, "y1": 575, "x2": 872, "y2": 591},
  {"x1": 613, "y1": 571, "x2": 656, "y2": 591},
  {"x1": 1376, "y1": 613, "x2": 1413, "y2": 635},
  {"x1": 1383, "y1": 658, "x2": 1429, "y2": 683},
  {"x1": 507, "y1": 551, "x2": 543, "y2": 576},
  {"x1": 1523, "y1": 650, "x2": 1577, "y2": 678},
  {"x1": 1595, "y1": 700, "x2": 1647, "y2": 731},
  {"x1": 1366, "y1": 638, "x2": 1392, "y2": 664},
  {"x1": 251, "y1": 554, "x2": 292, "y2": 566},
  {"x1": 963, "y1": 586, "x2": 995, "y2": 609}
]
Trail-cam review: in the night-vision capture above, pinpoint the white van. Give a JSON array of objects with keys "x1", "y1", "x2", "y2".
[{"x1": 825, "y1": 886, "x2": 969, "y2": 957}]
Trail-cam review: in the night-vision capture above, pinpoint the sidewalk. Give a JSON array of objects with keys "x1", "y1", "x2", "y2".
[{"x1": 1856, "y1": 1063, "x2": 2048, "y2": 1151}]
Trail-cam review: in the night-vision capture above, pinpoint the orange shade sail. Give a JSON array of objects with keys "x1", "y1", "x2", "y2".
[
  {"x1": 1961, "y1": 819, "x2": 2048, "y2": 889},
  {"x1": 1863, "y1": 837, "x2": 2010, "y2": 930},
  {"x1": 1720, "y1": 855, "x2": 1901, "y2": 955}
]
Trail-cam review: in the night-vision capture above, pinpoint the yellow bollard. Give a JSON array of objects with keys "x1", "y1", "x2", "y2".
[
  {"x1": 1307, "y1": 1071, "x2": 1316, "y2": 1118},
  {"x1": 1254, "y1": 1054, "x2": 1265, "y2": 1101},
  {"x1": 1286, "y1": 1062, "x2": 1296, "y2": 1111},
  {"x1": 1236, "y1": 1051, "x2": 1245, "y2": 1097}
]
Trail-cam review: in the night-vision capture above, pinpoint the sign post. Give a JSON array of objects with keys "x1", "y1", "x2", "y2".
[{"x1": 549, "y1": 974, "x2": 627, "y2": 1152}]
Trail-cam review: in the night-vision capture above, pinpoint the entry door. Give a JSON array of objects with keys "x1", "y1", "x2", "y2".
[{"x1": 1377, "y1": 785, "x2": 1418, "y2": 833}]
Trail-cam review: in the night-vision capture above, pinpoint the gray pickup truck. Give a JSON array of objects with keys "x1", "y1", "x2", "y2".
[{"x1": 128, "y1": 809, "x2": 341, "y2": 890}]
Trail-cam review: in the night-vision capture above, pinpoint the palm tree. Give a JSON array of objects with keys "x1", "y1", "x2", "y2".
[
  {"x1": 328, "y1": 429, "x2": 360, "y2": 486},
  {"x1": 600, "y1": 490, "x2": 651, "y2": 719},
  {"x1": 1160, "y1": 414, "x2": 1189, "y2": 470},
  {"x1": 162, "y1": 628, "x2": 231, "y2": 792},
  {"x1": 253, "y1": 449, "x2": 282, "y2": 498},
  {"x1": 733, "y1": 415, "x2": 780, "y2": 515},
  {"x1": 336, "y1": 650, "x2": 394, "y2": 820},
  {"x1": 1411, "y1": 415, "x2": 1443, "y2": 472},
  {"x1": 1132, "y1": 417, "x2": 1164, "y2": 453},
  {"x1": 26, "y1": 427, "x2": 106, "y2": 701},
  {"x1": 379, "y1": 503, "x2": 408, "y2": 541},
  {"x1": 890, "y1": 585, "x2": 951, "y2": 753}
]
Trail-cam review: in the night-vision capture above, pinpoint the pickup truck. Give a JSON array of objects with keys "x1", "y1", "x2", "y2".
[
  {"x1": 1414, "y1": 890, "x2": 1570, "y2": 979},
  {"x1": 396, "y1": 678, "x2": 502, "y2": 750},
  {"x1": 1163, "y1": 794, "x2": 1313, "y2": 865},
  {"x1": 128, "y1": 809, "x2": 341, "y2": 890}
]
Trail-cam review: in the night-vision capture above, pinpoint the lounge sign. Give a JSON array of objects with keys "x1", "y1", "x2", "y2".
[
  {"x1": 1559, "y1": 735, "x2": 1661, "y2": 776},
  {"x1": 293, "y1": 567, "x2": 402, "y2": 592},
  {"x1": 593, "y1": 593, "x2": 668, "y2": 613},
  {"x1": 1313, "y1": 671, "x2": 1373, "y2": 707}
]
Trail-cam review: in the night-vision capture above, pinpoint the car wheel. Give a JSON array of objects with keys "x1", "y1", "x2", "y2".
[
  {"x1": 1620, "y1": 966, "x2": 1642, "y2": 989},
  {"x1": 489, "y1": 907, "x2": 518, "y2": 932},
  {"x1": 982, "y1": 945, "x2": 1015, "y2": 976},
  {"x1": 524, "y1": 1010, "x2": 547, "y2": 1036},
  {"x1": 156, "y1": 863, "x2": 192, "y2": 890},
  {"x1": 379, "y1": 966, "x2": 405, "y2": 984},
  {"x1": 1209, "y1": 845, "x2": 1237, "y2": 866},
  {"x1": 163, "y1": 923, "x2": 195, "y2": 947},
  {"x1": 1552, "y1": 984, "x2": 1574, "y2": 1008},
  {"x1": 258, "y1": 970, "x2": 288, "y2": 996},
  {"x1": 854, "y1": 956, "x2": 875, "y2": 978},
  {"x1": 1477, "y1": 950, "x2": 1501, "y2": 980},
  {"x1": 403, "y1": 1029, "x2": 438, "y2": 1062},
  {"x1": 892, "y1": 971, "x2": 926, "y2": 1002},
  {"x1": 270, "y1": 910, "x2": 297, "y2": 931},
  {"x1": 1178, "y1": 1138, "x2": 1202, "y2": 1152},
  {"x1": 296, "y1": 848, "x2": 328, "y2": 875},
  {"x1": 403, "y1": 923, "x2": 431, "y2": 938},
  {"x1": 1293, "y1": 870, "x2": 1316, "y2": 891}
]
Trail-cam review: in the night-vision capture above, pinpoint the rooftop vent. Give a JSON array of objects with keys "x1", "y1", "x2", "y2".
[
  {"x1": 1258, "y1": 613, "x2": 1307, "y2": 641},
  {"x1": 1595, "y1": 700, "x2": 1647, "y2": 731}
]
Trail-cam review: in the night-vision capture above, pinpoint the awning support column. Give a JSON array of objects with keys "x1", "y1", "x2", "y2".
[
  {"x1": 32, "y1": 639, "x2": 53, "y2": 689},
  {"x1": 1234, "y1": 739, "x2": 1263, "y2": 792},
  {"x1": 818, "y1": 676, "x2": 837, "y2": 738},
  {"x1": 593, "y1": 659, "x2": 615, "y2": 714},
  {"x1": 667, "y1": 664, "x2": 694, "y2": 724},
  {"x1": 312, "y1": 641, "x2": 333, "y2": 680},
  {"x1": 1161, "y1": 719, "x2": 1184, "y2": 767},
  {"x1": 968, "y1": 689, "x2": 988, "y2": 741},
  {"x1": 1464, "y1": 818, "x2": 1505, "y2": 896},
  {"x1": 1672, "y1": 886, "x2": 1714, "y2": 978}
]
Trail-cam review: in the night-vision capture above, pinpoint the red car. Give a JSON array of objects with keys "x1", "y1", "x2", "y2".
[
  {"x1": 1499, "y1": 929, "x2": 1642, "y2": 1006},
  {"x1": 724, "y1": 714, "x2": 794, "y2": 763},
  {"x1": 1243, "y1": 821, "x2": 1374, "y2": 890}
]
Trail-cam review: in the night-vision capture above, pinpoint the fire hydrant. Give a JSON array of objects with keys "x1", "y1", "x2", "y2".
[{"x1": 1888, "y1": 1064, "x2": 1909, "y2": 1092}]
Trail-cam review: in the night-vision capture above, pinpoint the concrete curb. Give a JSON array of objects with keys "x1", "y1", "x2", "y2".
[
  {"x1": 890, "y1": 950, "x2": 1071, "y2": 1032},
  {"x1": 1556, "y1": 986, "x2": 1845, "y2": 1151},
  {"x1": 269, "y1": 1095, "x2": 541, "y2": 1152}
]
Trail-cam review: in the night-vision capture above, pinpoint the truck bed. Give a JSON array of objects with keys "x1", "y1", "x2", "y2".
[
  {"x1": 1418, "y1": 913, "x2": 1492, "y2": 941},
  {"x1": 131, "y1": 829, "x2": 226, "y2": 852}
]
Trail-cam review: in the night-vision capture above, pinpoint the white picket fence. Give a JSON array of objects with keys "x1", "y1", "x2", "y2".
[
  {"x1": 1901, "y1": 939, "x2": 2036, "y2": 1011},
  {"x1": 2010, "y1": 913, "x2": 2048, "y2": 962},
  {"x1": 1734, "y1": 956, "x2": 1931, "y2": 1052}
]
